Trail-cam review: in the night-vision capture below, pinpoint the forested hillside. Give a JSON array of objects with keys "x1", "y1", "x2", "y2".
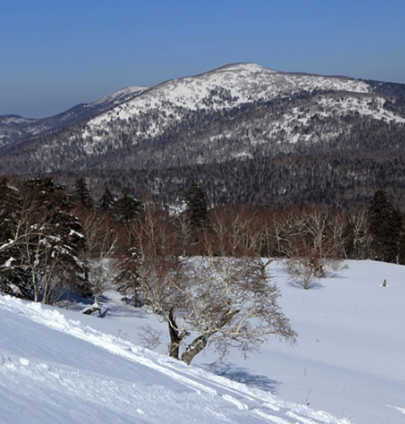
[{"x1": 1, "y1": 63, "x2": 405, "y2": 209}]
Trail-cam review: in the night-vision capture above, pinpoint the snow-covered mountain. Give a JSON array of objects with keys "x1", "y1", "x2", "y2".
[
  {"x1": 2, "y1": 63, "x2": 405, "y2": 167},
  {"x1": 79, "y1": 63, "x2": 403, "y2": 159},
  {"x1": 1, "y1": 63, "x2": 405, "y2": 208},
  {"x1": 0, "y1": 85, "x2": 147, "y2": 150}
]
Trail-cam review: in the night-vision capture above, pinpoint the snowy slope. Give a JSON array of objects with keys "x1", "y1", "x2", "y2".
[
  {"x1": 0, "y1": 293, "x2": 349, "y2": 424},
  {"x1": 62, "y1": 261, "x2": 405, "y2": 424},
  {"x1": 89, "y1": 63, "x2": 371, "y2": 122},
  {"x1": 231, "y1": 260, "x2": 405, "y2": 424},
  {"x1": 27, "y1": 63, "x2": 405, "y2": 170},
  {"x1": 1, "y1": 260, "x2": 405, "y2": 424}
]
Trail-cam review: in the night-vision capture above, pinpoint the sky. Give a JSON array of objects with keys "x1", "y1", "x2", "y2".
[{"x1": 1, "y1": 0, "x2": 405, "y2": 118}]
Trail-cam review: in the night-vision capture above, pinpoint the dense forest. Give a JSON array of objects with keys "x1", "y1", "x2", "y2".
[{"x1": 51, "y1": 151, "x2": 405, "y2": 213}]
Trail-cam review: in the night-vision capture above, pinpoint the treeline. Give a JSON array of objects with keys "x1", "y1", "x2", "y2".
[{"x1": 1, "y1": 175, "x2": 404, "y2": 305}]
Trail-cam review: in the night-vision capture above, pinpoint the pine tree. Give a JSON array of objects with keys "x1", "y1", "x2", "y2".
[
  {"x1": 114, "y1": 246, "x2": 143, "y2": 307},
  {"x1": 367, "y1": 190, "x2": 405, "y2": 263},
  {"x1": 74, "y1": 177, "x2": 94, "y2": 209},
  {"x1": 184, "y1": 182, "x2": 207, "y2": 229},
  {"x1": 99, "y1": 186, "x2": 115, "y2": 213},
  {"x1": 0, "y1": 178, "x2": 29, "y2": 297},
  {"x1": 181, "y1": 182, "x2": 208, "y2": 255},
  {"x1": 1, "y1": 177, "x2": 88, "y2": 303},
  {"x1": 113, "y1": 187, "x2": 142, "y2": 223},
  {"x1": 0, "y1": 177, "x2": 21, "y2": 241}
]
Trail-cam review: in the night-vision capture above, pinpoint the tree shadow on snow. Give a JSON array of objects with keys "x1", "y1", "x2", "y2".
[
  {"x1": 200, "y1": 362, "x2": 281, "y2": 394},
  {"x1": 287, "y1": 280, "x2": 324, "y2": 290}
]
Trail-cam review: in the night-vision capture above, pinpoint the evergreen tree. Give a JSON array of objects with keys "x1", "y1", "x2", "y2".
[
  {"x1": 0, "y1": 178, "x2": 29, "y2": 297},
  {"x1": 114, "y1": 246, "x2": 143, "y2": 307},
  {"x1": 113, "y1": 187, "x2": 142, "y2": 223},
  {"x1": 184, "y1": 182, "x2": 207, "y2": 229},
  {"x1": 367, "y1": 190, "x2": 405, "y2": 263},
  {"x1": 99, "y1": 186, "x2": 115, "y2": 213},
  {"x1": 0, "y1": 177, "x2": 21, "y2": 241},
  {"x1": 0, "y1": 177, "x2": 87, "y2": 303},
  {"x1": 74, "y1": 177, "x2": 94, "y2": 209},
  {"x1": 181, "y1": 182, "x2": 208, "y2": 255}
]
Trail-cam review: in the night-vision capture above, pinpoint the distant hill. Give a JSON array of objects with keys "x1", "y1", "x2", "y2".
[
  {"x1": 0, "y1": 86, "x2": 147, "y2": 150},
  {"x1": 1, "y1": 63, "x2": 405, "y2": 209}
]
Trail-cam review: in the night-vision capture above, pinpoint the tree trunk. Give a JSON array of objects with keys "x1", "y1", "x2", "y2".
[
  {"x1": 181, "y1": 309, "x2": 239, "y2": 365},
  {"x1": 42, "y1": 279, "x2": 52, "y2": 304},
  {"x1": 32, "y1": 272, "x2": 39, "y2": 303},
  {"x1": 168, "y1": 309, "x2": 183, "y2": 360},
  {"x1": 180, "y1": 335, "x2": 208, "y2": 365}
]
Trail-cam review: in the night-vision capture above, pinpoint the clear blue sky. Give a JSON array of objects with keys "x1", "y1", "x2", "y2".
[{"x1": 1, "y1": 0, "x2": 405, "y2": 118}]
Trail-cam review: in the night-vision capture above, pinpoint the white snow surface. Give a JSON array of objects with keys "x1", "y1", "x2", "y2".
[
  {"x1": 90, "y1": 85, "x2": 148, "y2": 107},
  {"x1": 1, "y1": 259, "x2": 405, "y2": 424},
  {"x1": 89, "y1": 64, "x2": 370, "y2": 125},
  {"x1": 82, "y1": 63, "x2": 380, "y2": 154},
  {"x1": 318, "y1": 96, "x2": 405, "y2": 124}
]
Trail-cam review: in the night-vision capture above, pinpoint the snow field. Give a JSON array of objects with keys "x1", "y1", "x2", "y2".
[
  {"x1": 1, "y1": 286, "x2": 349, "y2": 424},
  {"x1": 1, "y1": 259, "x2": 404, "y2": 423}
]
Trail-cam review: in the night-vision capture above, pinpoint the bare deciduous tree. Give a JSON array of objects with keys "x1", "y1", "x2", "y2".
[
  {"x1": 274, "y1": 206, "x2": 345, "y2": 289},
  {"x1": 178, "y1": 255, "x2": 297, "y2": 364},
  {"x1": 207, "y1": 205, "x2": 274, "y2": 280},
  {"x1": 343, "y1": 208, "x2": 371, "y2": 259},
  {"x1": 118, "y1": 201, "x2": 296, "y2": 364},
  {"x1": 80, "y1": 211, "x2": 122, "y2": 313}
]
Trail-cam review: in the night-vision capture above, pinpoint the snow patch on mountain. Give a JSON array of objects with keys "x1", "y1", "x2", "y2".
[{"x1": 319, "y1": 96, "x2": 405, "y2": 123}]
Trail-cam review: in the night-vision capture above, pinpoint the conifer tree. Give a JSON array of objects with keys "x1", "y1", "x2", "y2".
[
  {"x1": 0, "y1": 178, "x2": 28, "y2": 297},
  {"x1": 367, "y1": 190, "x2": 405, "y2": 263},
  {"x1": 0, "y1": 177, "x2": 21, "y2": 241},
  {"x1": 113, "y1": 187, "x2": 142, "y2": 223},
  {"x1": 99, "y1": 186, "x2": 115, "y2": 213},
  {"x1": 184, "y1": 182, "x2": 207, "y2": 229},
  {"x1": 74, "y1": 177, "x2": 94, "y2": 209},
  {"x1": 1, "y1": 177, "x2": 87, "y2": 303}
]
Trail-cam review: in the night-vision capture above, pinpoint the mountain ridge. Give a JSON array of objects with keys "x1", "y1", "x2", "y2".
[
  {"x1": 1, "y1": 63, "x2": 405, "y2": 208},
  {"x1": 0, "y1": 85, "x2": 148, "y2": 150}
]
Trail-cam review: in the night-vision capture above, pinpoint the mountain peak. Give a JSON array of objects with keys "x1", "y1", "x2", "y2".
[{"x1": 212, "y1": 62, "x2": 278, "y2": 74}]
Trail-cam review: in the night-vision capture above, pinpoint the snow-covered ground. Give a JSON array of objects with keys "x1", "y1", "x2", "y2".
[{"x1": 1, "y1": 260, "x2": 404, "y2": 424}]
